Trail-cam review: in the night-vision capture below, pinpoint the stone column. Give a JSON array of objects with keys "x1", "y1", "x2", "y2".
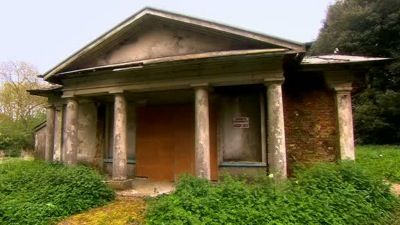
[
  {"x1": 53, "y1": 105, "x2": 63, "y2": 161},
  {"x1": 194, "y1": 86, "x2": 211, "y2": 180},
  {"x1": 62, "y1": 98, "x2": 78, "y2": 165},
  {"x1": 259, "y1": 93, "x2": 267, "y2": 164},
  {"x1": 112, "y1": 93, "x2": 128, "y2": 180},
  {"x1": 45, "y1": 105, "x2": 55, "y2": 161},
  {"x1": 265, "y1": 81, "x2": 287, "y2": 179},
  {"x1": 333, "y1": 83, "x2": 355, "y2": 160}
]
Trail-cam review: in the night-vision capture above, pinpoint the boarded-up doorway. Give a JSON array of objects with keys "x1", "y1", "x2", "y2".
[{"x1": 136, "y1": 104, "x2": 217, "y2": 181}]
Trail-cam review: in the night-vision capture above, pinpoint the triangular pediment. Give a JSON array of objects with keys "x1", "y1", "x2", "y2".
[
  {"x1": 68, "y1": 19, "x2": 277, "y2": 70},
  {"x1": 44, "y1": 8, "x2": 305, "y2": 80}
]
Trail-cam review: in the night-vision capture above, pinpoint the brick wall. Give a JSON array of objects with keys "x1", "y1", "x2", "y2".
[{"x1": 283, "y1": 72, "x2": 338, "y2": 174}]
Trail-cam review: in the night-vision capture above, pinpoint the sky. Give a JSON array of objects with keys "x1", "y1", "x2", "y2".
[{"x1": 0, "y1": 0, "x2": 334, "y2": 74}]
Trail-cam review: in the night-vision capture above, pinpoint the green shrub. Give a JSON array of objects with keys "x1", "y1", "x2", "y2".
[
  {"x1": 146, "y1": 163, "x2": 398, "y2": 225},
  {"x1": 0, "y1": 160, "x2": 115, "y2": 225},
  {"x1": 291, "y1": 162, "x2": 396, "y2": 224},
  {"x1": 0, "y1": 114, "x2": 45, "y2": 156}
]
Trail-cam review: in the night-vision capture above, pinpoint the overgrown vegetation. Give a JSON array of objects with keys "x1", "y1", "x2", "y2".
[
  {"x1": 0, "y1": 61, "x2": 47, "y2": 156},
  {"x1": 356, "y1": 145, "x2": 400, "y2": 182},
  {"x1": 0, "y1": 114, "x2": 45, "y2": 156},
  {"x1": 311, "y1": 0, "x2": 400, "y2": 144},
  {"x1": 146, "y1": 163, "x2": 398, "y2": 225},
  {"x1": 0, "y1": 160, "x2": 115, "y2": 225}
]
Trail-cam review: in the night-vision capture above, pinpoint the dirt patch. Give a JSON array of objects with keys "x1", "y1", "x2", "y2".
[
  {"x1": 117, "y1": 179, "x2": 175, "y2": 197},
  {"x1": 391, "y1": 183, "x2": 400, "y2": 196},
  {"x1": 58, "y1": 198, "x2": 146, "y2": 225},
  {"x1": 58, "y1": 179, "x2": 175, "y2": 224}
]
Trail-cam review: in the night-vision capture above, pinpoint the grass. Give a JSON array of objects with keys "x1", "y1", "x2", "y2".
[
  {"x1": 0, "y1": 156, "x2": 21, "y2": 163},
  {"x1": 58, "y1": 198, "x2": 145, "y2": 225},
  {"x1": 356, "y1": 145, "x2": 400, "y2": 182},
  {"x1": 356, "y1": 145, "x2": 400, "y2": 225}
]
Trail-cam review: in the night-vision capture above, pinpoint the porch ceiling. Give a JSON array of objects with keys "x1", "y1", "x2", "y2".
[{"x1": 90, "y1": 89, "x2": 195, "y2": 105}]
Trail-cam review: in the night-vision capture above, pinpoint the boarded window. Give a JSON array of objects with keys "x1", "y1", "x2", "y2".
[{"x1": 217, "y1": 85, "x2": 262, "y2": 162}]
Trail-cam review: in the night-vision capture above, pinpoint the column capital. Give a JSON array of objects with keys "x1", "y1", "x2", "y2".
[
  {"x1": 45, "y1": 104, "x2": 55, "y2": 109},
  {"x1": 65, "y1": 97, "x2": 78, "y2": 105},
  {"x1": 330, "y1": 82, "x2": 353, "y2": 93},
  {"x1": 62, "y1": 97, "x2": 79, "y2": 105},
  {"x1": 191, "y1": 83, "x2": 210, "y2": 88},
  {"x1": 263, "y1": 78, "x2": 284, "y2": 86},
  {"x1": 61, "y1": 93, "x2": 76, "y2": 99},
  {"x1": 109, "y1": 89, "x2": 126, "y2": 95},
  {"x1": 191, "y1": 83, "x2": 214, "y2": 93}
]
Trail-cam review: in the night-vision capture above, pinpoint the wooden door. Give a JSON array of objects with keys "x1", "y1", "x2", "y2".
[{"x1": 136, "y1": 104, "x2": 218, "y2": 181}]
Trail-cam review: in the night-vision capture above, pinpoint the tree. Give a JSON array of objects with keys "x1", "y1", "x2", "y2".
[
  {"x1": 0, "y1": 61, "x2": 46, "y2": 121},
  {"x1": 0, "y1": 61, "x2": 46, "y2": 155},
  {"x1": 311, "y1": 0, "x2": 400, "y2": 144}
]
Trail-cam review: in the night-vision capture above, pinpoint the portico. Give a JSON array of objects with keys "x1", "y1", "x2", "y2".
[
  {"x1": 49, "y1": 58, "x2": 291, "y2": 181},
  {"x1": 30, "y1": 8, "x2": 389, "y2": 184}
]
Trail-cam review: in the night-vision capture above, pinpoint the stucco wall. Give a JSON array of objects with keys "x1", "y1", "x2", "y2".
[
  {"x1": 77, "y1": 101, "x2": 98, "y2": 164},
  {"x1": 74, "y1": 20, "x2": 269, "y2": 70},
  {"x1": 217, "y1": 86, "x2": 262, "y2": 162},
  {"x1": 283, "y1": 72, "x2": 338, "y2": 173},
  {"x1": 34, "y1": 125, "x2": 46, "y2": 160}
]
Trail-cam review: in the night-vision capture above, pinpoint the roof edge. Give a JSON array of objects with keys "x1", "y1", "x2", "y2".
[
  {"x1": 302, "y1": 54, "x2": 391, "y2": 65},
  {"x1": 42, "y1": 7, "x2": 305, "y2": 81},
  {"x1": 56, "y1": 48, "x2": 293, "y2": 77},
  {"x1": 43, "y1": 7, "x2": 151, "y2": 80},
  {"x1": 33, "y1": 120, "x2": 46, "y2": 132}
]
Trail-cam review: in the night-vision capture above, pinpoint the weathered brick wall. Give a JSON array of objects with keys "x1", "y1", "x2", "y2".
[{"x1": 283, "y1": 72, "x2": 338, "y2": 173}]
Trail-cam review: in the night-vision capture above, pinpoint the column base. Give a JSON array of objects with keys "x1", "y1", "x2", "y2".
[{"x1": 106, "y1": 179, "x2": 133, "y2": 190}]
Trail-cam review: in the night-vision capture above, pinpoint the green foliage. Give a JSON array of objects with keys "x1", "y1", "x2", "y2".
[
  {"x1": 354, "y1": 89, "x2": 400, "y2": 144},
  {"x1": 146, "y1": 163, "x2": 398, "y2": 225},
  {"x1": 0, "y1": 61, "x2": 47, "y2": 155},
  {"x1": 0, "y1": 113, "x2": 45, "y2": 156},
  {"x1": 0, "y1": 160, "x2": 115, "y2": 225},
  {"x1": 356, "y1": 145, "x2": 400, "y2": 182},
  {"x1": 311, "y1": 0, "x2": 400, "y2": 144},
  {"x1": 311, "y1": 0, "x2": 400, "y2": 57}
]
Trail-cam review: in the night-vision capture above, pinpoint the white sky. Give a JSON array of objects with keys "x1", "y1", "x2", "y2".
[{"x1": 0, "y1": 0, "x2": 334, "y2": 74}]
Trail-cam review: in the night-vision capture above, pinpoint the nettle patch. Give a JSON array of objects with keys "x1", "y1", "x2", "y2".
[
  {"x1": 0, "y1": 160, "x2": 115, "y2": 225},
  {"x1": 146, "y1": 163, "x2": 398, "y2": 225}
]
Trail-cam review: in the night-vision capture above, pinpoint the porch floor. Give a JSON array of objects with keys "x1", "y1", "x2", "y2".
[{"x1": 115, "y1": 178, "x2": 175, "y2": 197}]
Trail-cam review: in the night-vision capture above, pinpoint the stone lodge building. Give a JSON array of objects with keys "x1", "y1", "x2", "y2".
[{"x1": 30, "y1": 8, "x2": 387, "y2": 182}]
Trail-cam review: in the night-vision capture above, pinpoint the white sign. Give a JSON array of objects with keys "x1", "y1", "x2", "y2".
[{"x1": 233, "y1": 117, "x2": 249, "y2": 128}]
